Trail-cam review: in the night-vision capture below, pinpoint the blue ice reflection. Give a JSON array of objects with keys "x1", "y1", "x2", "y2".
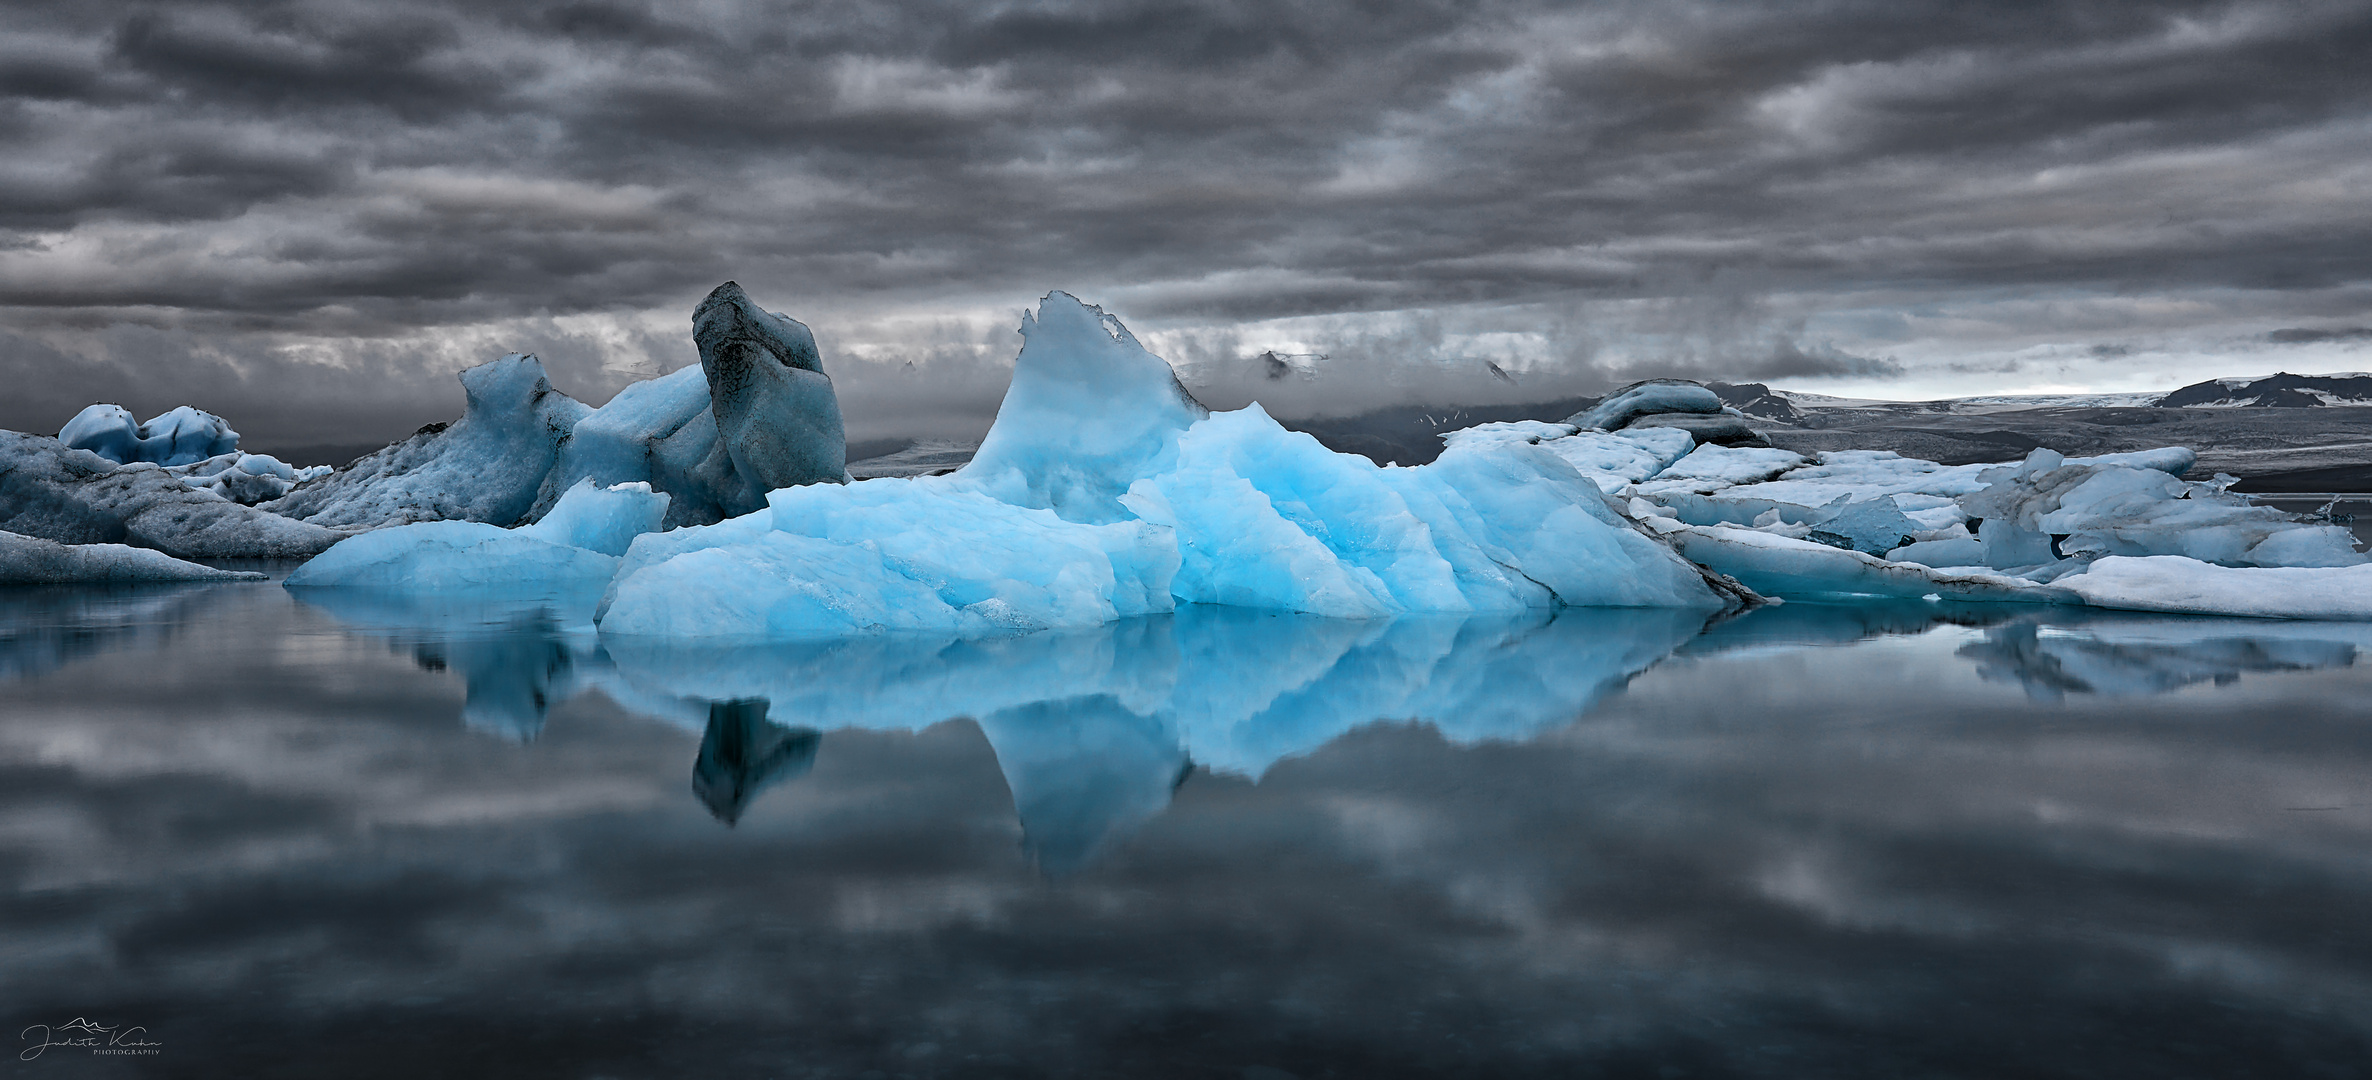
[{"x1": 274, "y1": 588, "x2": 2372, "y2": 870}]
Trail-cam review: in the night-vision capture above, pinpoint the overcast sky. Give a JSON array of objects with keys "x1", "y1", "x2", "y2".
[{"x1": 3, "y1": 0, "x2": 2369, "y2": 451}]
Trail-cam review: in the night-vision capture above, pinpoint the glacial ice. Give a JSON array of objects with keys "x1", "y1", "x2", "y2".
[
  {"x1": 267, "y1": 353, "x2": 593, "y2": 528},
  {"x1": 59, "y1": 404, "x2": 240, "y2": 467},
  {"x1": 1665, "y1": 524, "x2": 2064, "y2": 603},
  {"x1": 1570, "y1": 380, "x2": 1725, "y2": 431},
  {"x1": 0, "y1": 529, "x2": 265, "y2": 584},
  {"x1": 166, "y1": 452, "x2": 331, "y2": 505},
  {"x1": 520, "y1": 480, "x2": 671, "y2": 557},
  {"x1": 1958, "y1": 449, "x2": 2364, "y2": 569},
  {"x1": 285, "y1": 479, "x2": 669, "y2": 592},
  {"x1": 958, "y1": 291, "x2": 1208, "y2": 524},
  {"x1": 0, "y1": 431, "x2": 344, "y2": 558},
  {"x1": 1444, "y1": 422, "x2": 1694, "y2": 492},
  {"x1": 692, "y1": 281, "x2": 849, "y2": 495},
  {"x1": 2054, "y1": 556, "x2": 2372, "y2": 619},
  {"x1": 595, "y1": 294, "x2": 1729, "y2": 638},
  {"x1": 283, "y1": 519, "x2": 620, "y2": 592}
]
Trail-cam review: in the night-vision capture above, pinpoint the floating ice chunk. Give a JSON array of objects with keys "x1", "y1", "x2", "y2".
[
  {"x1": 0, "y1": 431, "x2": 342, "y2": 557},
  {"x1": 167, "y1": 452, "x2": 321, "y2": 505},
  {"x1": 1961, "y1": 449, "x2": 2364, "y2": 569},
  {"x1": 1439, "y1": 420, "x2": 1577, "y2": 451},
  {"x1": 1670, "y1": 524, "x2": 2065, "y2": 603},
  {"x1": 135, "y1": 406, "x2": 241, "y2": 466},
  {"x1": 601, "y1": 476, "x2": 1179, "y2": 639},
  {"x1": 1887, "y1": 536, "x2": 1986, "y2": 568},
  {"x1": 267, "y1": 353, "x2": 592, "y2": 528},
  {"x1": 1513, "y1": 424, "x2": 1695, "y2": 493},
  {"x1": 2071, "y1": 446, "x2": 2195, "y2": 475},
  {"x1": 1634, "y1": 444, "x2": 1807, "y2": 495},
  {"x1": 958, "y1": 291, "x2": 1208, "y2": 524},
  {"x1": 599, "y1": 296, "x2": 1728, "y2": 635},
  {"x1": 692, "y1": 281, "x2": 848, "y2": 493},
  {"x1": 1570, "y1": 380, "x2": 1724, "y2": 430},
  {"x1": 1806, "y1": 497, "x2": 1923, "y2": 555},
  {"x1": 530, "y1": 364, "x2": 733, "y2": 526},
  {"x1": 0, "y1": 529, "x2": 264, "y2": 583},
  {"x1": 1121, "y1": 404, "x2": 1725, "y2": 615},
  {"x1": 58, "y1": 405, "x2": 141, "y2": 463},
  {"x1": 1622, "y1": 412, "x2": 1768, "y2": 446},
  {"x1": 2058, "y1": 556, "x2": 2372, "y2": 619},
  {"x1": 519, "y1": 480, "x2": 671, "y2": 556},
  {"x1": 56, "y1": 404, "x2": 241, "y2": 467},
  {"x1": 284, "y1": 519, "x2": 619, "y2": 591}
]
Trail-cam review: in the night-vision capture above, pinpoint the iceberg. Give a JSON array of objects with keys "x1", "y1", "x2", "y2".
[
  {"x1": 267, "y1": 353, "x2": 593, "y2": 528},
  {"x1": 0, "y1": 529, "x2": 264, "y2": 584},
  {"x1": 1959, "y1": 449, "x2": 2364, "y2": 569},
  {"x1": 58, "y1": 404, "x2": 240, "y2": 467},
  {"x1": 1667, "y1": 524, "x2": 2065, "y2": 603},
  {"x1": 0, "y1": 431, "x2": 343, "y2": 558},
  {"x1": 1570, "y1": 379, "x2": 1724, "y2": 431},
  {"x1": 285, "y1": 479, "x2": 668, "y2": 592},
  {"x1": 958, "y1": 291, "x2": 1208, "y2": 524},
  {"x1": 1566, "y1": 379, "x2": 1769, "y2": 447},
  {"x1": 692, "y1": 281, "x2": 849, "y2": 496},
  {"x1": 597, "y1": 293, "x2": 1731, "y2": 637},
  {"x1": 2055, "y1": 556, "x2": 2372, "y2": 620}
]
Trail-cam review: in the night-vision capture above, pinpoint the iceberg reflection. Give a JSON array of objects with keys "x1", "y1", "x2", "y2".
[
  {"x1": 692, "y1": 699, "x2": 822, "y2": 825},
  {"x1": 1958, "y1": 615, "x2": 2372, "y2": 699},
  {"x1": 288, "y1": 590, "x2": 2372, "y2": 870}
]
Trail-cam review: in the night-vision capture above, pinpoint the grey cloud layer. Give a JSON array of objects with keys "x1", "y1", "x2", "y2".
[{"x1": 2, "y1": 0, "x2": 2369, "y2": 444}]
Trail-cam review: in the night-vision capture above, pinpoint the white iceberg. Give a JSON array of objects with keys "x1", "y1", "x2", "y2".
[
  {"x1": 1959, "y1": 449, "x2": 2364, "y2": 569},
  {"x1": 2056, "y1": 556, "x2": 2372, "y2": 620},
  {"x1": 1444, "y1": 422, "x2": 1694, "y2": 493}
]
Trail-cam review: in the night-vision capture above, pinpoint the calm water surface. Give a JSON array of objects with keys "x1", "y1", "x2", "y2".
[{"x1": 2, "y1": 577, "x2": 2369, "y2": 1079}]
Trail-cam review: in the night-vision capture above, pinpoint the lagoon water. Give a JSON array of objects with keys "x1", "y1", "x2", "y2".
[{"x1": 3, "y1": 576, "x2": 2370, "y2": 1078}]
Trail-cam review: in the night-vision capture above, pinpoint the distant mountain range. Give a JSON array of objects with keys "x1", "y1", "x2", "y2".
[{"x1": 1772, "y1": 372, "x2": 2372, "y2": 413}]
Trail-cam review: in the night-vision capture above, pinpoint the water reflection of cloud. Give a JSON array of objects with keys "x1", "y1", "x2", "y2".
[{"x1": 2, "y1": 588, "x2": 2371, "y2": 1075}]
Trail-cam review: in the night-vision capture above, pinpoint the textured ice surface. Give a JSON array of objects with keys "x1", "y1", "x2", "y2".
[
  {"x1": 165, "y1": 452, "x2": 329, "y2": 505},
  {"x1": 0, "y1": 431, "x2": 343, "y2": 558},
  {"x1": 958, "y1": 292, "x2": 1208, "y2": 525},
  {"x1": 1569, "y1": 380, "x2": 1725, "y2": 430},
  {"x1": 1634, "y1": 445, "x2": 1807, "y2": 495},
  {"x1": 529, "y1": 365, "x2": 725, "y2": 525},
  {"x1": 287, "y1": 479, "x2": 669, "y2": 591},
  {"x1": 59, "y1": 404, "x2": 239, "y2": 467},
  {"x1": 599, "y1": 295, "x2": 1726, "y2": 637},
  {"x1": 285, "y1": 520, "x2": 620, "y2": 591},
  {"x1": 267, "y1": 353, "x2": 593, "y2": 529},
  {"x1": 1961, "y1": 449, "x2": 2364, "y2": 569},
  {"x1": 519, "y1": 480, "x2": 671, "y2": 557},
  {"x1": 0, "y1": 529, "x2": 264, "y2": 583},
  {"x1": 1670, "y1": 525, "x2": 2062, "y2": 603},
  {"x1": 1808, "y1": 497, "x2": 1924, "y2": 555},
  {"x1": 693, "y1": 281, "x2": 848, "y2": 495},
  {"x1": 1448, "y1": 422, "x2": 1694, "y2": 493},
  {"x1": 2057, "y1": 556, "x2": 2372, "y2": 619},
  {"x1": 599, "y1": 476, "x2": 1178, "y2": 639}
]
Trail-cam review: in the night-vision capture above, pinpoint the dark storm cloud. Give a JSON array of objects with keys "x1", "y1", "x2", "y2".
[
  {"x1": 1, "y1": 0, "x2": 2369, "y2": 443},
  {"x1": 2270, "y1": 327, "x2": 2372, "y2": 344}
]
